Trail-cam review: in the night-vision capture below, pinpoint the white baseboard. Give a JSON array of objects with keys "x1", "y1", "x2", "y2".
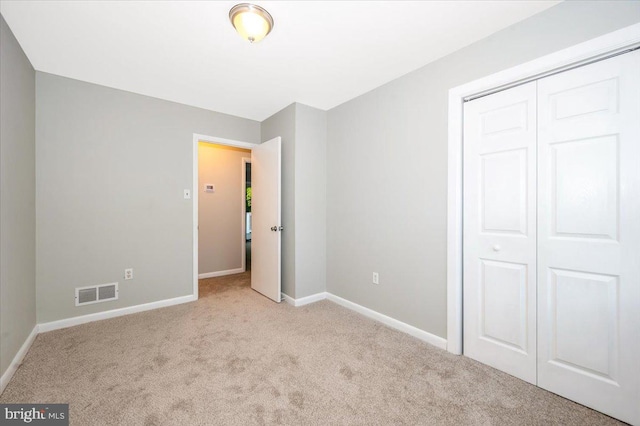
[
  {"x1": 282, "y1": 292, "x2": 327, "y2": 307},
  {"x1": 198, "y1": 267, "x2": 244, "y2": 279},
  {"x1": 281, "y1": 293, "x2": 296, "y2": 305},
  {"x1": 1, "y1": 325, "x2": 39, "y2": 395},
  {"x1": 281, "y1": 290, "x2": 448, "y2": 350},
  {"x1": 325, "y1": 293, "x2": 448, "y2": 350},
  {"x1": 39, "y1": 294, "x2": 197, "y2": 333}
]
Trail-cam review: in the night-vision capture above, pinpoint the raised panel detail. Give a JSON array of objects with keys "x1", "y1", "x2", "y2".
[
  {"x1": 548, "y1": 269, "x2": 618, "y2": 382},
  {"x1": 480, "y1": 260, "x2": 528, "y2": 352},
  {"x1": 481, "y1": 101, "x2": 527, "y2": 136},
  {"x1": 481, "y1": 149, "x2": 527, "y2": 234},
  {"x1": 552, "y1": 136, "x2": 618, "y2": 240},
  {"x1": 551, "y1": 78, "x2": 618, "y2": 120}
]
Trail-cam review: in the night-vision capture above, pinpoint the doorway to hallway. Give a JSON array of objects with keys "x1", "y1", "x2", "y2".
[
  {"x1": 192, "y1": 134, "x2": 283, "y2": 303},
  {"x1": 245, "y1": 161, "x2": 252, "y2": 271},
  {"x1": 198, "y1": 143, "x2": 251, "y2": 279}
]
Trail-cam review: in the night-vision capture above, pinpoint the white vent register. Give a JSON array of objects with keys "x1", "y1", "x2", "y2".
[{"x1": 75, "y1": 282, "x2": 118, "y2": 306}]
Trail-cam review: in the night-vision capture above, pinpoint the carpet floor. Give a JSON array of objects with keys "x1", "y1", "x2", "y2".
[{"x1": 1, "y1": 272, "x2": 622, "y2": 425}]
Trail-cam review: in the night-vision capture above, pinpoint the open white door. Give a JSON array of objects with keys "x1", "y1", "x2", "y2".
[{"x1": 251, "y1": 137, "x2": 282, "y2": 302}]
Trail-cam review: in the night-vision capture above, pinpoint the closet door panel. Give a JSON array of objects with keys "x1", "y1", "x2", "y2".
[
  {"x1": 537, "y1": 50, "x2": 640, "y2": 425},
  {"x1": 463, "y1": 82, "x2": 537, "y2": 384}
]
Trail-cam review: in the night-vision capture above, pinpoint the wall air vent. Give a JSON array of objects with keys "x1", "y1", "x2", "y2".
[{"x1": 75, "y1": 282, "x2": 118, "y2": 306}]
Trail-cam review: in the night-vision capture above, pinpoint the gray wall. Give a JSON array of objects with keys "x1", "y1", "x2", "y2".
[
  {"x1": 0, "y1": 15, "x2": 36, "y2": 376},
  {"x1": 260, "y1": 103, "x2": 328, "y2": 299},
  {"x1": 294, "y1": 104, "x2": 327, "y2": 298},
  {"x1": 260, "y1": 104, "x2": 296, "y2": 297},
  {"x1": 326, "y1": 1, "x2": 640, "y2": 339},
  {"x1": 36, "y1": 73, "x2": 260, "y2": 323},
  {"x1": 198, "y1": 144, "x2": 251, "y2": 275}
]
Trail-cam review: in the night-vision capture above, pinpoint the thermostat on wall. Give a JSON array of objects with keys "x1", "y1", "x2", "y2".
[{"x1": 204, "y1": 184, "x2": 215, "y2": 193}]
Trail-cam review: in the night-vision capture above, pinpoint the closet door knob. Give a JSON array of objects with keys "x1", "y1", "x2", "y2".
[
  {"x1": 492, "y1": 245, "x2": 501, "y2": 252},
  {"x1": 270, "y1": 226, "x2": 278, "y2": 231}
]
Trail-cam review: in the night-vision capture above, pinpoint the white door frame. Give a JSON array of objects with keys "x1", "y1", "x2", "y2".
[
  {"x1": 193, "y1": 133, "x2": 258, "y2": 299},
  {"x1": 446, "y1": 23, "x2": 640, "y2": 355}
]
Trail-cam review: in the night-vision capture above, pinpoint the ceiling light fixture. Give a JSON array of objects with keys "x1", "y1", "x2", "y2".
[{"x1": 229, "y1": 3, "x2": 274, "y2": 44}]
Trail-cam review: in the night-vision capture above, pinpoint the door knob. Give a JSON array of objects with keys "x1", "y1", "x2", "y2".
[
  {"x1": 270, "y1": 226, "x2": 277, "y2": 231},
  {"x1": 492, "y1": 244, "x2": 501, "y2": 252},
  {"x1": 278, "y1": 226, "x2": 284, "y2": 231}
]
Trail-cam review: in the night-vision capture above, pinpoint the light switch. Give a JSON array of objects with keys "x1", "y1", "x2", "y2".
[{"x1": 184, "y1": 189, "x2": 191, "y2": 199}]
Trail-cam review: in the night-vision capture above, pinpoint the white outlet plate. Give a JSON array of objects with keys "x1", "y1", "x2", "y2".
[
  {"x1": 124, "y1": 268, "x2": 133, "y2": 280},
  {"x1": 372, "y1": 272, "x2": 379, "y2": 285},
  {"x1": 184, "y1": 189, "x2": 191, "y2": 199}
]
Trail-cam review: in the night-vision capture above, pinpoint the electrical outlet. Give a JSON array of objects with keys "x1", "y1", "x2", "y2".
[
  {"x1": 124, "y1": 268, "x2": 133, "y2": 280},
  {"x1": 372, "y1": 272, "x2": 379, "y2": 285}
]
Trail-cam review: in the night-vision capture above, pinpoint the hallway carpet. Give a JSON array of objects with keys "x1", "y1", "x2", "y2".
[{"x1": 1, "y1": 272, "x2": 622, "y2": 425}]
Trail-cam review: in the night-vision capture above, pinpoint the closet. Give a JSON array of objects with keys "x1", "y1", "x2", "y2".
[{"x1": 462, "y1": 50, "x2": 639, "y2": 424}]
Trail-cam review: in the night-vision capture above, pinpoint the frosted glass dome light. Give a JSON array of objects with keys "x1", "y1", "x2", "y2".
[{"x1": 229, "y1": 3, "x2": 274, "y2": 43}]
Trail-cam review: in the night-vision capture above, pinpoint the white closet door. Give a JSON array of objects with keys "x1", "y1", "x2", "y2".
[
  {"x1": 537, "y1": 51, "x2": 640, "y2": 424},
  {"x1": 463, "y1": 82, "x2": 537, "y2": 384}
]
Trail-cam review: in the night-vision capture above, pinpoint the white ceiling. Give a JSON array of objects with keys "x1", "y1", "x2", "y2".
[{"x1": 0, "y1": 1, "x2": 559, "y2": 121}]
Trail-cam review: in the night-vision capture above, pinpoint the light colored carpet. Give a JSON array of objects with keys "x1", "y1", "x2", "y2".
[{"x1": 1, "y1": 272, "x2": 622, "y2": 425}]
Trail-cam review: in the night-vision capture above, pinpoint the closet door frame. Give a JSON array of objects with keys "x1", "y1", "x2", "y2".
[{"x1": 446, "y1": 23, "x2": 640, "y2": 356}]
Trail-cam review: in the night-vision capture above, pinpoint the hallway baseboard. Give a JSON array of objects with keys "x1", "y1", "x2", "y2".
[{"x1": 199, "y1": 268, "x2": 244, "y2": 279}]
